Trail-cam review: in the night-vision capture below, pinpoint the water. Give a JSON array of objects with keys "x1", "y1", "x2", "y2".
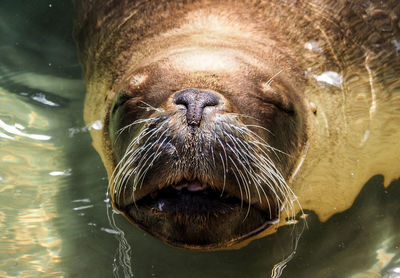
[{"x1": 0, "y1": 1, "x2": 399, "y2": 278}]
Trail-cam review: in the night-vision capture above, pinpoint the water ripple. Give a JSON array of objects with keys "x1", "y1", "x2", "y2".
[{"x1": 0, "y1": 119, "x2": 51, "y2": 141}]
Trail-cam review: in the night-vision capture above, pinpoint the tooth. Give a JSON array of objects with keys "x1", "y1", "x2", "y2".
[{"x1": 157, "y1": 201, "x2": 165, "y2": 212}]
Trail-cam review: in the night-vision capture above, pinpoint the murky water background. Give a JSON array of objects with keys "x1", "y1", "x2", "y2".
[{"x1": 1, "y1": 1, "x2": 399, "y2": 278}]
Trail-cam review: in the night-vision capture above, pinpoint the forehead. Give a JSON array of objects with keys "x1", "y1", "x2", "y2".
[
  {"x1": 168, "y1": 49, "x2": 240, "y2": 73},
  {"x1": 136, "y1": 46, "x2": 268, "y2": 75},
  {"x1": 126, "y1": 47, "x2": 288, "y2": 91}
]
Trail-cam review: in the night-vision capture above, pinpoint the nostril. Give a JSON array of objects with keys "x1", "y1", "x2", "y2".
[
  {"x1": 174, "y1": 93, "x2": 191, "y2": 108},
  {"x1": 174, "y1": 89, "x2": 219, "y2": 127},
  {"x1": 174, "y1": 89, "x2": 219, "y2": 108}
]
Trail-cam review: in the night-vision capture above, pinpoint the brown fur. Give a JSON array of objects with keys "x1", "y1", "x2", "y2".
[{"x1": 74, "y1": 0, "x2": 400, "y2": 249}]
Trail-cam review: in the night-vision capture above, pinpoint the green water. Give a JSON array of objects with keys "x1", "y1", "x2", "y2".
[{"x1": 0, "y1": 1, "x2": 399, "y2": 278}]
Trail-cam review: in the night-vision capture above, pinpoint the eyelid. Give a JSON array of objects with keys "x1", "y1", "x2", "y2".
[
  {"x1": 260, "y1": 83, "x2": 295, "y2": 114},
  {"x1": 111, "y1": 91, "x2": 135, "y2": 114},
  {"x1": 262, "y1": 94, "x2": 294, "y2": 114}
]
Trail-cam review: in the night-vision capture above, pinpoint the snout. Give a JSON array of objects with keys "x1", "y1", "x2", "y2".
[
  {"x1": 107, "y1": 87, "x2": 286, "y2": 248},
  {"x1": 173, "y1": 88, "x2": 221, "y2": 127}
]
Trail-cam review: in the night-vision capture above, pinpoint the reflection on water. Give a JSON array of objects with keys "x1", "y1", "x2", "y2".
[
  {"x1": 0, "y1": 1, "x2": 399, "y2": 278},
  {"x1": 0, "y1": 1, "x2": 83, "y2": 276}
]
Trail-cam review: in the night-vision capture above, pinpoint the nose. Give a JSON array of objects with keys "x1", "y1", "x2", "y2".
[{"x1": 174, "y1": 89, "x2": 219, "y2": 127}]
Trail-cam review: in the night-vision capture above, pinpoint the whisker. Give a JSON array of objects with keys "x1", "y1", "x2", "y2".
[
  {"x1": 114, "y1": 117, "x2": 156, "y2": 144},
  {"x1": 136, "y1": 135, "x2": 169, "y2": 191},
  {"x1": 138, "y1": 100, "x2": 163, "y2": 112},
  {"x1": 225, "y1": 113, "x2": 261, "y2": 122},
  {"x1": 265, "y1": 69, "x2": 283, "y2": 87},
  {"x1": 219, "y1": 153, "x2": 227, "y2": 196},
  {"x1": 244, "y1": 124, "x2": 273, "y2": 135},
  {"x1": 230, "y1": 164, "x2": 244, "y2": 209}
]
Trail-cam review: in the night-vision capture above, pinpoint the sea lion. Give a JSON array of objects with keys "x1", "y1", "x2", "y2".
[{"x1": 73, "y1": 0, "x2": 400, "y2": 250}]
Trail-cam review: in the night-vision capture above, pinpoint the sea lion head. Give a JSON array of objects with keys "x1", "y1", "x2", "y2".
[
  {"x1": 75, "y1": 0, "x2": 400, "y2": 253},
  {"x1": 105, "y1": 44, "x2": 309, "y2": 249}
]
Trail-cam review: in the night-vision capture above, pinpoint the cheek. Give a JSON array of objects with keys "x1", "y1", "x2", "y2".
[
  {"x1": 110, "y1": 99, "x2": 141, "y2": 134},
  {"x1": 254, "y1": 104, "x2": 280, "y2": 123},
  {"x1": 233, "y1": 96, "x2": 302, "y2": 162},
  {"x1": 108, "y1": 97, "x2": 148, "y2": 156}
]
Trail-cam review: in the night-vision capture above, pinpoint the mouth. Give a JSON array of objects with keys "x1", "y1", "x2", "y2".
[
  {"x1": 118, "y1": 178, "x2": 279, "y2": 249},
  {"x1": 137, "y1": 179, "x2": 239, "y2": 215}
]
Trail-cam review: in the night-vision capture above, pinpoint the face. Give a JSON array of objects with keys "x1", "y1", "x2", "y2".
[{"x1": 107, "y1": 49, "x2": 308, "y2": 249}]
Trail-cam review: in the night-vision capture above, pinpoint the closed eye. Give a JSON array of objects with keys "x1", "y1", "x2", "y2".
[
  {"x1": 253, "y1": 94, "x2": 295, "y2": 114},
  {"x1": 111, "y1": 91, "x2": 135, "y2": 114}
]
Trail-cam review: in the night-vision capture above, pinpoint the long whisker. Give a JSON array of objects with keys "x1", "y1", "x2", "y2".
[
  {"x1": 138, "y1": 100, "x2": 163, "y2": 112},
  {"x1": 265, "y1": 69, "x2": 283, "y2": 87},
  {"x1": 244, "y1": 124, "x2": 273, "y2": 135}
]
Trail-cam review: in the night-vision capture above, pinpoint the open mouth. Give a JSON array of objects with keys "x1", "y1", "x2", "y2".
[
  {"x1": 119, "y1": 178, "x2": 279, "y2": 249},
  {"x1": 136, "y1": 179, "x2": 240, "y2": 215}
]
